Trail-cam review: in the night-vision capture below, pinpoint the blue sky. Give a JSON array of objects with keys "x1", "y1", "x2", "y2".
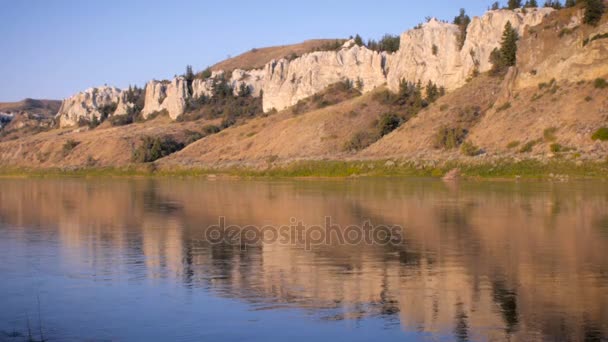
[{"x1": 0, "y1": 0, "x2": 493, "y2": 102}]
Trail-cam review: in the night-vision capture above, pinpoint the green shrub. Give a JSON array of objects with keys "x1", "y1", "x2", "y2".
[
  {"x1": 519, "y1": 139, "x2": 539, "y2": 153},
  {"x1": 496, "y1": 102, "x2": 511, "y2": 112},
  {"x1": 109, "y1": 114, "x2": 133, "y2": 126},
  {"x1": 202, "y1": 125, "x2": 221, "y2": 135},
  {"x1": 62, "y1": 139, "x2": 80, "y2": 156},
  {"x1": 461, "y1": 141, "x2": 482, "y2": 156},
  {"x1": 550, "y1": 143, "x2": 574, "y2": 153},
  {"x1": 184, "y1": 130, "x2": 204, "y2": 145},
  {"x1": 131, "y1": 136, "x2": 184, "y2": 163},
  {"x1": 591, "y1": 127, "x2": 608, "y2": 141},
  {"x1": 543, "y1": 127, "x2": 558, "y2": 142},
  {"x1": 583, "y1": 32, "x2": 608, "y2": 46},
  {"x1": 506, "y1": 141, "x2": 520, "y2": 149},
  {"x1": 585, "y1": 96, "x2": 593, "y2": 102},
  {"x1": 344, "y1": 131, "x2": 379, "y2": 152},
  {"x1": 377, "y1": 113, "x2": 401, "y2": 137},
  {"x1": 434, "y1": 126, "x2": 468, "y2": 149},
  {"x1": 594, "y1": 78, "x2": 608, "y2": 89}
]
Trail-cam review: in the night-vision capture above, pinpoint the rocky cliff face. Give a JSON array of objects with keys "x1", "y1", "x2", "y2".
[
  {"x1": 141, "y1": 77, "x2": 189, "y2": 120},
  {"x1": 59, "y1": 7, "x2": 602, "y2": 123},
  {"x1": 515, "y1": 8, "x2": 608, "y2": 89},
  {"x1": 262, "y1": 42, "x2": 388, "y2": 112},
  {"x1": 56, "y1": 87, "x2": 123, "y2": 127},
  {"x1": 387, "y1": 9, "x2": 553, "y2": 92}
]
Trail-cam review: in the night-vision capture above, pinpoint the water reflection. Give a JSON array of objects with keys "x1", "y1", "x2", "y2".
[{"x1": 0, "y1": 178, "x2": 607, "y2": 341}]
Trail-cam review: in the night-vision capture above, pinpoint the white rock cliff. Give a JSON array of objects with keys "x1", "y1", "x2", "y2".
[
  {"x1": 56, "y1": 86, "x2": 124, "y2": 127},
  {"x1": 58, "y1": 8, "x2": 563, "y2": 124}
]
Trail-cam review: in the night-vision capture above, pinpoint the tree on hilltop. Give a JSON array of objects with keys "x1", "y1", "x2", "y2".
[
  {"x1": 508, "y1": 0, "x2": 522, "y2": 9},
  {"x1": 453, "y1": 8, "x2": 471, "y2": 49},
  {"x1": 490, "y1": 21, "x2": 519, "y2": 74},
  {"x1": 583, "y1": 0, "x2": 605, "y2": 25}
]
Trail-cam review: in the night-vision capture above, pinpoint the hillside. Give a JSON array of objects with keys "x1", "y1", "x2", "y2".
[
  {"x1": 209, "y1": 39, "x2": 344, "y2": 72},
  {"x1": 0, "y1": 99, "x2": 61, "y2": 142},
  {"x1": 0, "y1": 98, "x2": 60, "y2": 116},
  {"x1": 1, "y1": 5, "x2": 607, "y2": 177}
]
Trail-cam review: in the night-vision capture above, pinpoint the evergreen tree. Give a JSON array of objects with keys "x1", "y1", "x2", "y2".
[
  {"x1": 185, "y1": 65, "x2": 194, "y2": 82},
  {"x1": 544, "y1": 0, "x2": 563, "y2": 8},
  {"x1": 500, "y1": 21, "x2": 519, "y2": 67},
  {"x1": 354, "y1": 34, "x2": 364, "y2": 46},
  {"x1": 565, "y1": 0, "x2": 576, "y2": 7},
  {"x1": 490, "y1": 21, "x2": 519, "y2": 74},
  {"x1": 425, "y1": 80, "x2": 439, "y2": 104},
  {"x1": 508, "y1": 0, "x2": 522, "y2": 9},
  {"x1": 583, "y1": 0, "x2": 605, "y2": 25},
  {"x1": 491, "y1": 1, "x2": 501, "y2": 10},
  {"x1": 525, "y1": 0, "x2": 539, "y2": 7},
  {"x1": 184, "y1": 65, "x2": 194, "y2": 97},
  {"x1": 453, "y1": 8, "x2": 471, "y2": 49}
]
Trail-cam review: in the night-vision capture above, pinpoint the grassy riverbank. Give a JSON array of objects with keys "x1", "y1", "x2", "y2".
[{"x1": 1, "y1": 158, "x2": 607, "y2": 179}]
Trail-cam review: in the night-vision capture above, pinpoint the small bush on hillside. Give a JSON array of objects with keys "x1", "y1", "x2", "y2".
[
  {"x1": 594, "y1": 78, "x2": 608, "y2": 89},
  {"x1": 507, "y1": 141, "x2": 520, "y2": 149},
  {"x1": 496, "y1": 102, "x2": 512, "y2": 111},
  {"x1": 583, "y1": 33, "x2": 608, "y2": 46},
  {"x1": 591, "y1": 127, "x2": 608, "y2": 141},
  {"x1": 550, "y1": 143, "x2": 574, "y2": 153},
  {"x1": 519, "y1": 139, "x2": 540, "y2": 153},
  {"x1": 434, "y1": 126, "x2": 468, "y2": 149},
  {"x1": 543, "y1": 127, "x2": 558, "y2": 141},
  {"x1": 377, "y1": 113, "x2": 401, "y2": 137},
  {"x1": 144, "y1": 109, "x2": 169, "y2": 121},
  {"x1": 461, "y1": 141, "x2": 482, "y2": 156},
  {"x1": 131, "y1": 136, "x2": 184, "y2": 163},
  {"x1": 585, "y1": 96, "x2": 593, "y2": 102},
  {"x1": 344, "y1": 131, "x2": 378, "y2": 152},
  {"x1": 62, "y1": 139, "x2": 80, "y2": 156},
  {"x1": 202, "y1": 125, "x2": 221, "y2": 135},
  {"x1": 109, "y1": 114, "x2": 134, "y2": 126}
]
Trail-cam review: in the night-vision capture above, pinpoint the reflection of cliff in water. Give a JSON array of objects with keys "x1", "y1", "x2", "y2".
[{"x1": 0, "y1": 178, "x2": 607, "y2": 341}]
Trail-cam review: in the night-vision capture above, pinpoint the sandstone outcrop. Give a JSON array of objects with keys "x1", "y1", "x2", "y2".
[
  {"x1": 58, "y1": 7, "x2": 602, "y2": 123},
  {"x1": 387, "y1": 9, "x2": 553, "y2": 92},
  {"x1": 56, "y1": 86, "x2": 123, "y2": 127},
  {"x1": 515, "y1": 9, "x2": 608, "y2": 89},
  {"x1": 230, "y1": 68, "x2": 265, "y2": 97},
  {"x1": 141, "y1": 77, "x2": 189, "y2": 120},
  {"x1": 262, "y1": 43, "x2": 388, "y2": 112}
]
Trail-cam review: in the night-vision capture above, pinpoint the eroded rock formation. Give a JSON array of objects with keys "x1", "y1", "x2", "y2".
[
  {"x1": 387, "y1": 9, "x2": 553, "y2": 92},
  {"x1": 59, "y1": 7, "x2": 594, "y2": 123},
  {"x1": 262, "y1": 41, "x2": 388, "y2": 112},
  {"x1": 56, "y1": 86, "x2": 123, "y2": 127}
]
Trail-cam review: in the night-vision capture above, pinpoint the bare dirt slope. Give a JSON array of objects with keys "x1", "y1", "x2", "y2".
[
  {"x1": 360, "y1": 75, "x2": 503, "y2": 159},
  {"x1": 159, "y1": 88, "x2": 391, "y2": 169},
  {"x1": 210, "y1": 39, "x2": 343, "y2": 72},
  {"x1": 0, "y1": 116, "x2": 219, "y2": 169},
  {"x1": 0, "y1": 99, "x2": 61, "y2": 116},
  {"x1": 362, "y1": 73, "x2": 608, "y2": 160}
]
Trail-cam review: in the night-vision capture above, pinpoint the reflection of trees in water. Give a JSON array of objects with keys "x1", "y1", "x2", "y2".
[
  {"x1": 1, "y1": 179, "x2": 608, "y2": 341},
  {"x1": 453, "y1": 302, "x2": 470, "y2": 342},
  {"x1": 491, "y1": 280, "x2": 519, "y2": 335}
]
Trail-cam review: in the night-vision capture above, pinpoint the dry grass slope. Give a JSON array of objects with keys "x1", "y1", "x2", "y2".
[{"x1": 210, "y1": 39, "x2": 343, "y2": 72}]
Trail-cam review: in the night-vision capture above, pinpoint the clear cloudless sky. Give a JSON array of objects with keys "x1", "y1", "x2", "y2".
[{"x1": 0, "y1": 0, "x2": 495, "y2": 102}]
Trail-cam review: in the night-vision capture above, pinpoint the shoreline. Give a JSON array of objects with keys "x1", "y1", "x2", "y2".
[{"x1": 0, "y1": 158, "x2": 607, "y2": 180}]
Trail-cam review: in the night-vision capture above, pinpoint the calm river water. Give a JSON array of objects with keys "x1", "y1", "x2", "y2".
[{"x1": 0, "y1": 178, "x2": 607, "y2": 341}]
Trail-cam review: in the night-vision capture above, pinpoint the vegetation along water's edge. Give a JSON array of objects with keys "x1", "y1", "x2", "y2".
[{"x1": 1, "y1": 158, "x2": 607, "y2": 180}]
